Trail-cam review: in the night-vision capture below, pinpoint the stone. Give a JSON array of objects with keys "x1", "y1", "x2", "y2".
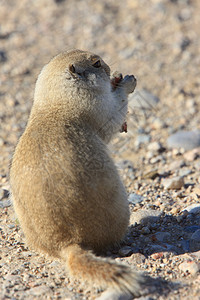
[
  {"x1": 183, "y1": 204, "x2": 200, "y2": 214},
  {"x1": 0, "y1": 188, "x2": 9, "y2": 200},
  {"x1": 28, "y1": 285, "x2": 51, "y2": 296},
  {"x1": 130, "y1": 209, "x2": 161, "y2": 226},
  {"x1": 190, "y1": 250, "x2": 200, "y2": 260},
  {"x1": 153, "y1": 231, "x2": 171, "y2": 242},
  {"x1": 179, "y1": 260, "x2": 200, "y2": 275},
  {"x1": 147, "y1": 142, "x2": 162, "y2": 152},
  {"x1": 5, "y1": 274, "x2": 20, "y2": 282},
  {"x1": 118, "y1": 246, "x2": 133, "y2": 257},
  {"x1": 179, "y1": 240, "x2": 190, "y2": 252},
  {"x1": 142, "y1": 170, "x2": 159, "y2": 180},
  {"x1": 167, "y1": 130, "x2": 200, "y2": 151},
  {"x1": 194, "y1": 160, "x2": 200, "y2": 170},
  {"x1": 128, "y1": 253, "x2": 146, "y2": 264},
  {"x1": 167, "y1": 160, "x2": 185, "y2": 171},
  {"x1": 171, "y1": 207, "x2": 180, "y2": 215},
  {"x1": 178, "y1": 168, "x2": 192, "y2": 177},
  {"x1": 191, "y1": 229, "x2": 200, "y2": 242},
  {"x1": 184, "y1": 148, "x2": 200, "y2": 161},
  {"x1": 141, "y1": 226, "x2": 150, "y2": 234},
  {"x1": 151, "y1": 252, "x2": 164, "y2": 260},
  {"x1": 97, "y1": 289, "x2": 132, "y2": 300},
  {"x1": 128, "y1": 193, "x2": 144, "y2": 205},
  {"x1": 150, "y1": 155, "x2": 163, "y2": 164},
  {"x1": 151, "y1": 117, "x2": 166, "y2": 130},
  {"x1": 162, "y1": 176, "x2": 184, "y2": 190},
  {"x1": 146, "y1": 244, "x2": 168, "y2": 255},
  {"x1": 0, "y1": 199, "x2": 11, "y2": 208},
  {"x1": 193, "y1": 185, "x2": 200, "y2": 196}
]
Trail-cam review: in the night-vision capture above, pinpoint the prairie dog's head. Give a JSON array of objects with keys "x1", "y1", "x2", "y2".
[{"x1": 34, "y1": 50, "x2": 111, "y2": 112}]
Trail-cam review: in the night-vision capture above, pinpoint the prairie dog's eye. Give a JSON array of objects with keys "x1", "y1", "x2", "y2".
[
  {"x1": 69, "y1": 64, "x2": 76, "y2": 73},
  {"x1": 92, "y1": 60, "x2": 101, "y2": 68}
]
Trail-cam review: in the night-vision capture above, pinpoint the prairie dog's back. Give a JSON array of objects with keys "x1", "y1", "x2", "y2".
[{"x1": 10, "y1": 50, "x2": 147, "y2": 296}]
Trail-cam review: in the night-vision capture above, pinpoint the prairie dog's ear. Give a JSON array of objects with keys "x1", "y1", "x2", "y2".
[{"x1": 69, "y1": 64, "x2": 76, "y2": 73}]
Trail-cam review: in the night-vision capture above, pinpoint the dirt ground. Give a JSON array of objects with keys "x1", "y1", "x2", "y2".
[{"x1": 0, "y1": 0, "x2": 200, "y2": 299}]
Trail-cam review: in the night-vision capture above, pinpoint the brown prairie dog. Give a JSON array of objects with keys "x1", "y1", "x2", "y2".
[{"x1": 10, "y1": 49, "x2": 147, "y2": 296}]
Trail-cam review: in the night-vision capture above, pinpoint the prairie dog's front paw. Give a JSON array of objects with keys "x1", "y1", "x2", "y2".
[
  {"x1": 111, "y1": 72, "x2": 137, "y2": 95},
  {"x1": 122, "y1": 75, "x2": 137, "y2": 94},
  {"x1": 110, "y1": 71, "x2": 123, "y2": 91}
]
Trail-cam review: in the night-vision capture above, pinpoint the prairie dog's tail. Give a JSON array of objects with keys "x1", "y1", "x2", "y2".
[{"x1": 60, "y1": 244, "x2": 146, "y2": 296}]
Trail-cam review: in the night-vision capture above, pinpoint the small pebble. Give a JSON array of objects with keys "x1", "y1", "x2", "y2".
[
  {"x1": 147, "y1": 142, "x2": 162, "y2": 152},
  {"x1": 162, "y1": 176, "x2": 184, "y2": 190},
  {"x1": 0, "y1": 199, "x2": 11, "y2": 208},
  {"x1": 178, "y1": 168, "x2": 192, "y2": 177},
  {"x1": 179, "y1": 260, "x2": 200, "y2": 275},
  {"x1": 183, "y1": 204, "x2": 200, "y2": 214},
  {"x1": 96, "y1": 289, "x2": 132, "y2": 300},
  {"x1": 118, "y1": 246, "x2": 133, "y2": 257},
  {"x1": 167, "y1": 160, "x2": 185, "y2": 171},
  {"x1": 141, "y1": 226, "x2": 150, "y2": 234},
  {"x1": 193, "y1": 185, "x2": 200, "y2": 196},
  {"x1": 151, "y1": 117, "x2": 166, "y2": 129},
  {"x1": 130, "y1": 209, "x2": 161, "y2": 226},
  {"x1": 128, "y1": 193, "x2": 144, "y2": 205},
  {"x1": 151, "y1": 252, "x2": 164, "y2": 260},
  {"x1": 150, "y1": 155, "x2": 163, "y2": 164},
  {"x1": 28, "y1": 285, "x2": 51, "y2": 296},
  {"x1": 184, "y1": 148, "x2": 200, "y2": 161},
  {"x1": 128, "y1": 253, "x2": 146, "y2": 264},
  {"x1": 171, "y1": 207, "x2": 180, "y2": 215},
  {"x1": 0, "y1": 189, "x2": 9, "y2": 200}
]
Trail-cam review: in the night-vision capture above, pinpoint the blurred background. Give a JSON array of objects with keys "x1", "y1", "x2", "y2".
[
  {"x1": 0, "y1": 0, "x2": 200, "y2": 176},
  {"x1": 1, "y1": 1, "x2": 200, "y2": 298}
]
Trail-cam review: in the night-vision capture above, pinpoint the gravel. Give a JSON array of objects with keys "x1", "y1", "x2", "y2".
[{"x1": 1, "y1": 0, "x2": 200, "y2": 299}]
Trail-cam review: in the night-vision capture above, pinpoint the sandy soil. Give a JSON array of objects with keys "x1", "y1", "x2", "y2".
[{"x1": 0, "y1": 0, "x2": 200, "y2": 299}]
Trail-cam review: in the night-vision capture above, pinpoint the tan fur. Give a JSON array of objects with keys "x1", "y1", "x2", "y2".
[{"x1": 10, "y1": 49, "x2": 145, "y2": 295}]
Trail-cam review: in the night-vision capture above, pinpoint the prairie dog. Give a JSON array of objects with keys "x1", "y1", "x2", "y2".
[{"x1": 10, "y1": 50, "x2": 146, "y2": 295}]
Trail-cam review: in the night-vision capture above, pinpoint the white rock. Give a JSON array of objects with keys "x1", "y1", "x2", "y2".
[
  {"x1": 183, "y1": 204, "x2": 200, "y2": 214},
  {"x1": 179, "y1": 260, "x2": 200, "y2": 275},
  {"x1": 97, "y1": 289, "x2": 132, "y2": 300},
  {"x1": 130, "y1": 209, "x2": 161, "y2": 226},
  {"x1": 147, "y1": 141, "x2": 162, "y2": 152},
  {"x1": 0, "y1": 199, "x2": 11, "y2": 208},
  {"x1": 167, "y1": 130, "x2": 200, "y2": 151},
  {"x1": 28, "y1": 286, "x2": 51, "y2": 296},
  {"x1": 162, "y1": 176, "x2": 184, "y2": 190},
  {"x1": 128, "y1": 193, "x2": 144, "y2": 205}
]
